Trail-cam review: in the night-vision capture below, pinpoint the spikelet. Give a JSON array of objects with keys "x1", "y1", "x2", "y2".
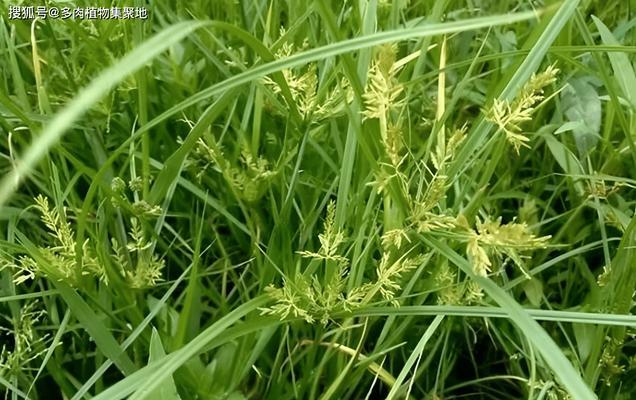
[
  {"x1": 367, "y1": 165, "x2": 409, "y2": 196},
  {"x1": 597, "y1": 265, "x2": 611, "y2": 287},
  {"x1": 263, "y1": 201, "x2": 425, "y2": 323},
  {"x1": 362, "y1": 44, "x2": 404, "y2": 122},
  {"x1": 467, "y1": 236, "x2": 492, "y2": 277},
  {"x1": 113, "y1": 217, "x2": 165, "y2": 289},
  {"x1": 7, "y1": 195, "x2": 106, "y2": 286},
  {"x1": 432, "y1": 125, "x2": 467, "y2": 171},
  {"x1": 409, "y1": 173, "x2": 456, "y2": 233},
  {"x1": 486, "y1": 65, "x2": 558, "y2": 154},
  {"x1": 374, "y1": 252, "x2": 424, "y2": 306},
  {"x1": 189, "y1": 139, "x2": 276, "y2": 203},
  {"x1": 232, "y1": 150, "x2": 277, "y2": 203},
  {"x1": 464, "y1": 281, "x2": 484, "y2": 304},
  {"x1": 0, "y1": 302, "x2": 49, "y2": 376},
  {"x1": 599, "y1": 337, "x2": 626, "y2": 387},
  {"x1": 5, "y1": 194, "x2": 166, "y2": 290},
  {"x1": 262, "y1": 275, "x2": 316, "y2": 323},
  {"x1": 435, "y1": 262, "x2": 460, "y2": 305},
  {"x1": 262, "y1": 28, "x2": 320, "y2": 120},
  {"x1": 381, "y1": 228, "x2": 411, "y2": 250},
  {"x1": 262, "y1": 201, "x2": 349, "y2": 324},
  {"x1": 463, "y1": 217, "x2": 551, "y2": 277},
  {"x1": 384, "y1": 123, "x2": 405, "y2": 167},
  {"x1": 297, "y1": 201, "x2": 347, "y2": 263}
]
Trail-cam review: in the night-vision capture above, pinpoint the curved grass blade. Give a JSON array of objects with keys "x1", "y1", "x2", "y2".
[
  {"x1": 0, "y1": 20, "x2": 210, "y2": 208},
  {"x1": 143, "y1": 10, "x2": 543, "y2": 142},
  {"x1": 447, "y1": 0, "x2": 581, "y2": 179},
  {"x1": 592, "y1": 16, "x2": 636, "y2": 108},
  {"x1": 420, "y1": 235, "x2": 596, "y2": 400},
  {"x1": 147, "y1": 328, "x2": 181, "y2": 400},
  {"x1": 15, "y1": 230, "x2": 137, "y2": 375},
  {"x1": 71, "y1": 265, "x2": 192, "y2": 400},
  {"x1": 128, "y1": 296, "x2": 269, "y2": 400},
  {"x1": 386, "y1": 315, "x2": 445, "y2": 400},
  {"x1": 26, "y1": 309, "x2": 71, "y2": 397},
  {"x1": 69, "y1": 10, "x2": 543, "y2": 261},
  {"x1": 352, "y1": 305, "x2": 636, "y2": 327},
  {"x1": 88, "y1": 298, "x2": 272, "y2": 400}
]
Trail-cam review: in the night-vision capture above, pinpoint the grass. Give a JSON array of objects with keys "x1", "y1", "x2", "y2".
[{"x1": 0, "y1": 0, "x2": 635, "y2": 399}]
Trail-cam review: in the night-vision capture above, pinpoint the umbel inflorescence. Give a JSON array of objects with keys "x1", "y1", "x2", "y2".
[
  {"x1": 2, "y1": 189, "x2": 165, "y2": 290},
  {"x1": 262, "y1": 47, "x2": 556, "y2": 322}
]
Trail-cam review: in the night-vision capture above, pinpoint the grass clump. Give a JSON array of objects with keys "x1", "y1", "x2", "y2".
[
  {"x1": 486, "y1": 64, "x2": 560, "y2": 153},
  {"x1": 7, "y1": 195, "x2": 105, "y2": 286},
  {"x1": 262, "y1": 201, "x2": 425, "y2": 324}
]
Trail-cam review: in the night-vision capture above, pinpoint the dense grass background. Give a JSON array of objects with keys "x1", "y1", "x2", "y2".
[{"x1": 1, "y1": 0, "x2": 636, "y2": 399}]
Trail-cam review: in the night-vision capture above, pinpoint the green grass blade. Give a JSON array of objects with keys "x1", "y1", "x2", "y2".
[
  {"x1": 129, "y1": 296, "x2": 269, "y2": 400},
  {"x1": 447, "y1": 0, "x2": 580, "y2": 179},
  {"x1": 352, "y1": 305, "x2": 636, "y2": 327},
  {"x1": 386, "y1": 315, "x2": 444, "y2": 400},
  {"x1": 0, "y1": 20, "x2": 210, "y2": 208},
  {"x1": 89, "y1": 298, "x2": 272, "y2": 400},
  {"x1": 147, "y1": 328, "x2": 182, "y2": 400},
  {"x1": 26, "y1": 309, "x2": 71, "y2": 397},
  {"x1": 72, "y1": 265, "x2": 193, "y2": 400},
  {"x1": 420, "y1": 235, "x2": 596, "y2": 400},
  {"x1": 592, "y1": 16, "x2": 636, "y2": 108},
  {"x1": 15, "y1": 230, "x2": 136, "y2": 375},
  {"x1": 54, "y1": 282, "x2": 137, "y2": 375},
  {"x1": 131, "y1": 10, "x2": 542, "y2": 150},
  {"x1": 148, "y1": 90, "x2": 237, "y2": 205}
]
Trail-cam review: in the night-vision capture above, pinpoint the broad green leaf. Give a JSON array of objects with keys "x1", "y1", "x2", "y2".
[
  {"x1": 146, "y1": 328, "x2": 182, "y2": 400},
  {"x1": 561, "y1": 77, "x2": 602, "y2": 155},
  {"x1": 522, "y1": 278, "x2": 544, "y2": 308},
  {"x1": 15, "y1": 231, "x2": 136, "y2": 376},
  {"x1": 542, "y1": 132, "x2": 585, "y2": 195},
  {"x1": 592, "y1": 16, "x2": 636, "y2": 108},
  {"x1": 573, "y1": 324, "x2": 595, "y2": 363}
]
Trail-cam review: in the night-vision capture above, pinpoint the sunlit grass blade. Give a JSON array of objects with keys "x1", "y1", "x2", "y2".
[
  {"x1": 0, "y1": 20, "x2": 210, "y2": 208},
  {"x1": 131, "y1": 10, "x2": 543, "y2": 150}
]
